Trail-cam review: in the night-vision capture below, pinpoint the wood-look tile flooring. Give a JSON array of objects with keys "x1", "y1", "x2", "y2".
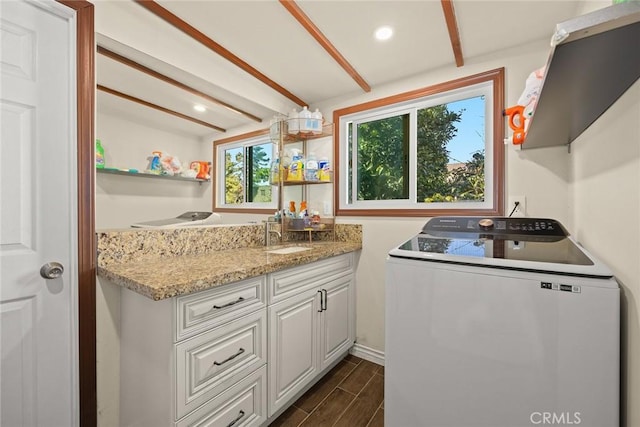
[{"x1": 270, "y1": 355, "x2": 384, "y2": 427}]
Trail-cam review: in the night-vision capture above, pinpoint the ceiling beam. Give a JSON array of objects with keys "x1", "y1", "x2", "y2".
[
  {"x1": 97, "y1": 46, "x2": 262, "y2": 123},
  {"x1": 441, "y1": 0, "x2": 464, "y2": 67},
  {"x1": 134, "y1": 0, "x2": 307, "y2": 107},
  {"x1": 279, "y1": 0, "x2": 371, "y2": 93},
  {"x1": 97, "y1": 84, "x2": 226, "y2": 133}
]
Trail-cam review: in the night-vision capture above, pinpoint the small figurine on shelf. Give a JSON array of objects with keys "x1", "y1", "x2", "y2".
[
  {"x1": 189, "y1": 161, "x2": 211, "y2": 180},
  {"x1": 96, "y1": 139, "x2": 105, "y2": 169},
  {"x1": 159, "y1": 153, "x2": 183, "y2": 176},
  {"x1": 146, "y1": 151, "x2": 162, "y2": 174}
]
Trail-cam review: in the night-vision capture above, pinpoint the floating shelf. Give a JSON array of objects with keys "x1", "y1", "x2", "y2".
[{"x1": 96, "y1": 168, "x2": 210, "y2": 183}]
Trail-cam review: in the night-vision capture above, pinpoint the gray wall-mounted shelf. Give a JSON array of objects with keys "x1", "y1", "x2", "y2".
[
  {"x1": 97, "y1": 168, "x2": 210, "y2": 183},
  {"x1": 522, "y1": 2, "x2": 640, "y2": 149}
]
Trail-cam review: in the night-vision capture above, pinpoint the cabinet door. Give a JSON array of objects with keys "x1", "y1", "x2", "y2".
[
  {"x1": 318, "y1": 274, "x2": 355, "y2": 372},
  {"x1": 268, "y1": 288, "x2": 320, "y2": 417}
]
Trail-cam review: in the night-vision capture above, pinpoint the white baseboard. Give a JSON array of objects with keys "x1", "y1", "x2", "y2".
[{"x1": 350, "y1": 343, "x2": 385, "y2": 366}]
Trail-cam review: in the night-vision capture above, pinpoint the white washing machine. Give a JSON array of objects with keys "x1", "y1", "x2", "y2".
[{"x1": 385, "y1": 217, "x2": 619, "y2": 427}]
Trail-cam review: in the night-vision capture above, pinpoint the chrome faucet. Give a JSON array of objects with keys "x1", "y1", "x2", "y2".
[{"x1": 264, "y1": 217, "x2": 282, "y2": 246}]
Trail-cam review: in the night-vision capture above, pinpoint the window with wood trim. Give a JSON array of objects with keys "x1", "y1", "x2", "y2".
[
  {"x1": 334, "y1": 68, "x2": 504, "y2": 217},
  {"x1": 213, "y1": 131, "x2": 276, "y2": 212}
]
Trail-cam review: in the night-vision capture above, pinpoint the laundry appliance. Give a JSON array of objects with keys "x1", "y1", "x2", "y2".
[
  {"x1": 385, "y1": 216, "x2": 619, "y2": 427},
  {"x1": 131, "y1": 211, "x2": 222, "y2": 228}
]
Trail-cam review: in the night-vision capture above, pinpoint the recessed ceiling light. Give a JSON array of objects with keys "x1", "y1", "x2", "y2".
[
  {"x1": 193, "y1": 104, "x2": 206, "y2": 112},
  {"x1": 374, "y1": 26, "x2": 393, "y2": 41}
]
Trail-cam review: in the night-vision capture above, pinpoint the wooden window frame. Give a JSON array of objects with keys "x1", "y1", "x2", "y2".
[
  {"x1": 333, "y1": 67, "x2": 505, "y2": 217},
  {"x1": 212, "y1": 129, "x2": 276, "y2": 214}
]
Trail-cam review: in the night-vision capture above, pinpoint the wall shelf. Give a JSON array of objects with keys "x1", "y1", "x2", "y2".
[
  {"x1": 96, "y1": 168, "x2": 210, "y2": 184},
  {"x1": 522, "y1": 2, "x2": 640, "y2": 149}
]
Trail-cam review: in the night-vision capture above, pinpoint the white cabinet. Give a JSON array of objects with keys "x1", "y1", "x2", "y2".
[
  {"x1": 119, "y1": 276, "x2": 267, "y2": 426},
  {"x1": 267, "y1": 254, "x2": 355, "y2": 417},
  {"x1": 319, "y1": 277, "x2": 354, "y2": 372},
  {"x1": 268, "y1": 287, "x2": 321, "y2": 416},
  {"x1": 118, "y1": 253, "x2": 355, "y2": 426}
]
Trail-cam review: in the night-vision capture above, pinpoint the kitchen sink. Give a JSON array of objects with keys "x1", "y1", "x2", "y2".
[{"x1": 265, "y1": 246, "x2": 312, "y2": 255}]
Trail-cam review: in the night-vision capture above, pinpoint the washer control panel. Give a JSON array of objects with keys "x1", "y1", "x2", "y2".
[{"x1": 423, "y1": 217, "x2": 567, "y2": 237}]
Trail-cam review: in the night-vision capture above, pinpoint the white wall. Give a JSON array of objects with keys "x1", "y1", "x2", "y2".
[
  {"x1": 96, "y1": 112, "x2": 213, "y2": 229},
  {"x1": 570, "y1": 80, "x2": 640, "y2": 427}
]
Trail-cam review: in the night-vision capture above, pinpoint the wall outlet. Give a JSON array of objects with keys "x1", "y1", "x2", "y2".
[
  {"x1": 509, "y1": 240, "x2": 526, "y2": 250},
  {"x1": 507, "y1": 195, "x2": 526, "y2": 217},
  {"x1": 323, "y1": 201, "x2": 331, "y2": 215}
]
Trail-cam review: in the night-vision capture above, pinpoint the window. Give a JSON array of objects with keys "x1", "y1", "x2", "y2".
[
  {"x1": 214, "y1": 131, "x2": 276, "y2": 212},
  {"x1": 335, "y1": 68, "x2": 504, "y2": 216}
]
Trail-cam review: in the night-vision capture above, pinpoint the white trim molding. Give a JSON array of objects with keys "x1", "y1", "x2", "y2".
[{"x1": 350, "y1": 343, "x2": 385, "y2": 366}]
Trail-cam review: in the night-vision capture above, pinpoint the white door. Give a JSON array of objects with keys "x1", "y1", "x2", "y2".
[{"x1": 1, "y1": 1, "x2": 78, "y2": 426}]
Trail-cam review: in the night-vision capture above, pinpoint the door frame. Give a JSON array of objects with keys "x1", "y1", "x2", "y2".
[{"x1": 57, "y1": 1, "x2": 96, "y2": 425}]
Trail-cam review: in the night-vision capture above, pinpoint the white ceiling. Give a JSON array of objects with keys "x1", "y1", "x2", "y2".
[{"x1": 94, "y1": 0, "x2": 583, "y2": 139}]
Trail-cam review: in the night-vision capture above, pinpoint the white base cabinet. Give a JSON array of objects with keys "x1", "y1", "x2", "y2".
[
  {"x1": 268, "y1": 255, "x2": 355, "y2": 417},
  {"x1": 119, "y1": 275, "x2": 268, "y2": 427},
  {"x1": 118, "y1": 253, "x2": 355, "y2": 426}
]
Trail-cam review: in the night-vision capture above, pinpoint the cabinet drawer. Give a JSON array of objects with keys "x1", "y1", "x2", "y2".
[
  {"x1": 268, "y1": 253, "x2": 353, "y2": 304},
  {"x1": 176, "y1": 365, "x2": 267, "y2": 427},
  {"x1": 175, "y1": 276, "x2": 266, "y2": 341},
  {"x1": 176, "y1": 310, "x2": 267, "y2": 420}
]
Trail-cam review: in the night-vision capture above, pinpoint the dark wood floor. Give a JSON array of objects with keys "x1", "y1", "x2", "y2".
[{"x1": 270, "y1": 355, "x2": 384, "y2": 427}]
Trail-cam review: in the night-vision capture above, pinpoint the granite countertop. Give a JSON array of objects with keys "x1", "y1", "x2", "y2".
[{"x1": 97, "y1": 224, "x2": 362, "y2": 301}]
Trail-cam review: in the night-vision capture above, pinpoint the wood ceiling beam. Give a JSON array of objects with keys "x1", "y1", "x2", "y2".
[
  {"x1": 134, "y1": 0, "x2": 307, "y2": 107},
  {"x1": 279, "y1": 0, "x2": 371, "y2": 93},
  {"x1": 97, "y1": 84, "x2": 226, "y2": 133},
  {"x1": 97, "y1": 46, "x2": 262, "y2": 123},
  {"x1": 441, "y1": 0, "x2": 464, "y2": 67}
]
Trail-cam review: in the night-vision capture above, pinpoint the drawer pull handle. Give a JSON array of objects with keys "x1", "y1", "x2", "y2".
[
  {"x1": 317, "y1": 290, "x2": 323, "y2": 312},
  {"x1": 213, "y1": 296, "x2": 245, "y2": 310},
  {"x1": 227, "y1": 410, "x2": 245, "y2": 427},
  {"x1": 213, "y1": 348, "x2": 245, "y2": 366}
]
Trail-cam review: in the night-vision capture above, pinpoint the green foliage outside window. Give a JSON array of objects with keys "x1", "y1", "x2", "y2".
[
  {"x1": 354, "y1": 100, "x2": 485, "y2": 204},
  {"x1": 416, "y1": 105, "x2": 462, "y2": 202},
  {"x1": 356, "y1": 115, "x2": 409, "y2": 200},
  {"x1": 225, "y1": 150, "x2": 243, "y2": 204},
  {"x1": 225, "y1": 143, "x2": 272, "y2": 204}
]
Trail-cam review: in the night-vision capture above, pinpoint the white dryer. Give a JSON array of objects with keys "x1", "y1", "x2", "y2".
[{"x1": 385, "y1": 216, "x2": 619, "y2": 427}]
